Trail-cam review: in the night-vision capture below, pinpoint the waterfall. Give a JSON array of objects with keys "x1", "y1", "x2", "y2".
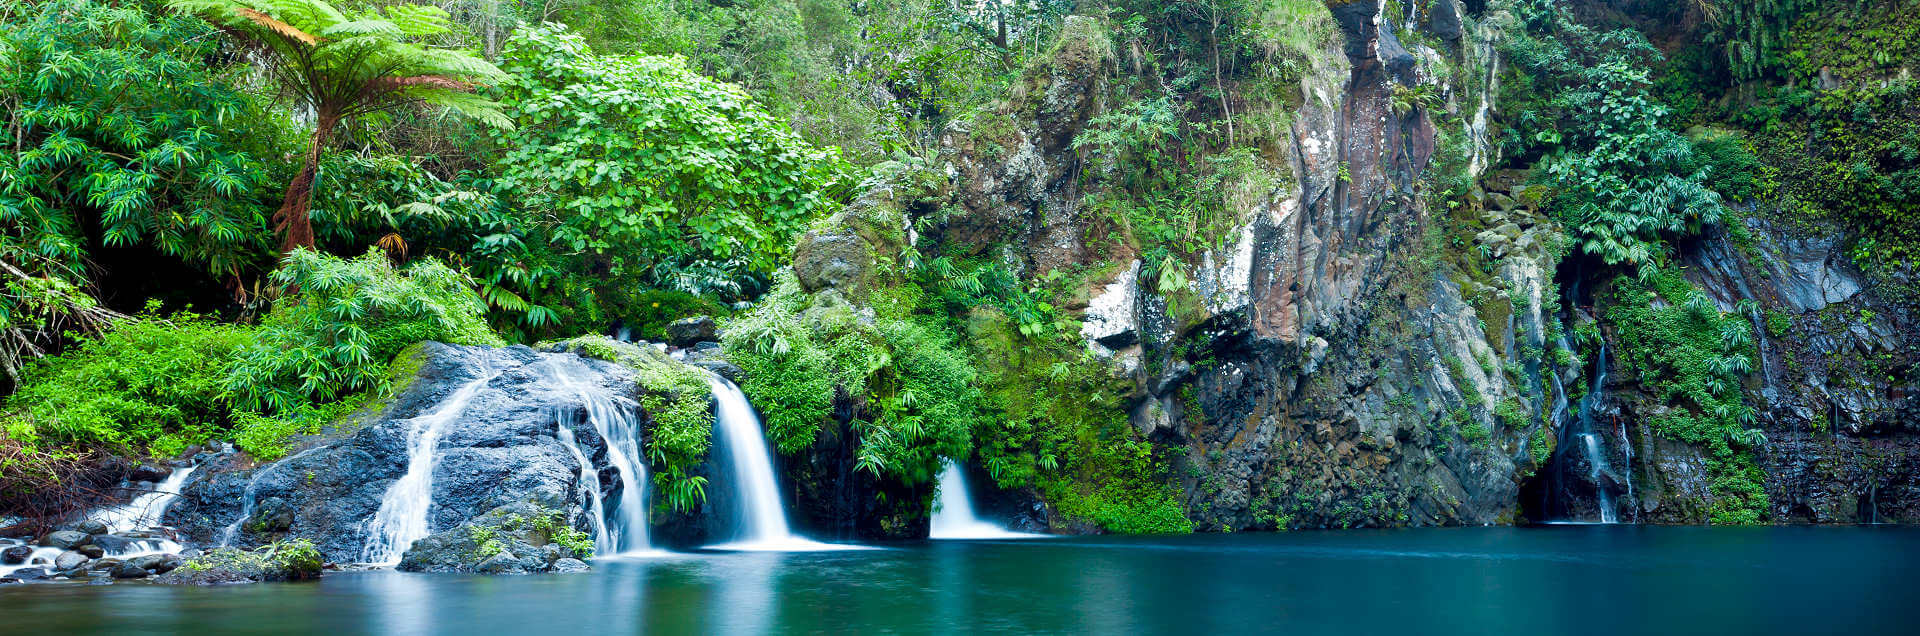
[
  {"x1": 1748, "y1": 304, "x2": 1776, "y2": 404},
  {"x1": 930, "y1": 460, "x2": 1042, "y2": 539},
  {"x1": 547, "y1": 355, "x2": 654, "y2": 556},
  {"x1": 361, "y1": 366, "x2": 500, "y2": 565},
  {"x1": 705, "y1": 375, "x2": 852, "y2": 551},
  {"x1": 89, "y1": 465, "x2": 198, "y2": 556},
  {"x1": 1578, "y1": 434, "x2": 1618, "y2": 524}
]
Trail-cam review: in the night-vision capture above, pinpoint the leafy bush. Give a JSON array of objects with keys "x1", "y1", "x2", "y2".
[
  {"x1": 1504, "y1": 4, "x2": 1727, "y2": 270},
  {"x1": 724, "y1": 272, "x2": 979, "y2": 485},
  {"x1": 224, "y1": 249, "x2": 501, "y2": 413},
  {"x1": 2, "y1": 309, "x2": 250, "y2": 455},
  {"x1": 490, "y1": 24, "x2": 851, "y2": 296},
  {"x1": 1605, "y1": 269, "x2": 1767, "y2": 523}
]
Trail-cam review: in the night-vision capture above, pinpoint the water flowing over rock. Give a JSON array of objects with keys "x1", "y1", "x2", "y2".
[
  {"x1": 706, "y1": 376, "x2": 850, "y2": 551},
  {"x1": 167, "y1": 341, "x2": 697, "y2": 565},
  {"x1": 929, "y1": 461, "x2": 1044, "y2": 540}
]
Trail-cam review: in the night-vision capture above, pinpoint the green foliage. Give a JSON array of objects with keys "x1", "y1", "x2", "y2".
[
  {"x1": 959, "y1": 307, "x2": 1190, "y2": 534},
  {"x1": 723, "y1": 273, "x2": 978, "y2": 485},
  {"x1": 490, "y1": 24, "x2": 851, "y2": 297},
  {"x1": 168, "y1": 0, "x2": 510, "y2": 247},
  {"x1": 1605, "y1": 269, "x2": 1768, "y2": 523},
  {"x1": 2, "y1": 308, "x2": 249, "y2": 455},
  {"x1": 0, "y1": 0, "x2": 284, "y2": 279},
  {"x1": 0, "y1": 0, "x2": 285, "y2": 372},
  {"x1": 224, "y1": 249, "x2": 501, "y2": 413},
  {"x1": 1504, "y1": 3, "x2": 1727, "y2": 270},
  {"x1": 1743, "y1": 82, "x2": 1919, "y2": 282}
]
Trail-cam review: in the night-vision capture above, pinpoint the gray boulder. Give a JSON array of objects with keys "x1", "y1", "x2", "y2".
[
  {"x1": 11, "y1": 567, "x2": 50, "y2": 581},
  {"x1": 54, "y1": 551, "x2": 86, "y2": 570},
  {"x1": 77, "y1": 544, "x2": 104, "y2": 559},
  {"x1": 398, "y1": 502, "x2": 591, "y2": 575},
  {"x1": 110, "y1": 562, "x2": 149, "y2": 579},
  {"x1": 666, "y1": 316, "x2": 718, "y2": 347},
  {"x1": 1, "y1": 545, "x2": 31, "y2": 564},
  {"x1": 127, "y1": 554, "x2": 170, "y2": 571},
  {"x1": 74, "y1": 519, "x2": 110, "y2": 535},
  {"x1": 154, "y1": 540, "x2": 322, "y2": 586},
  {"x1": 39, "y1": 530, "x2": 88, "y2": 549},
  {"x1": 551, "y1": 558, "x2": 590, "y2": 574},
  {"x1": 165, "y1": 343, "x2": 657, "y2": 565}
]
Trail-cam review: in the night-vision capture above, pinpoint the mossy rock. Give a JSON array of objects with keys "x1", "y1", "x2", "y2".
[{"x1": 154, "y1": 539, "x2": 322, "y2": 585}]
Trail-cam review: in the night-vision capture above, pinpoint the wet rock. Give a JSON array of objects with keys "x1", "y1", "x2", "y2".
[
  {"x1": 397, "y1": 502, "x2": 591, "y2": 574},
  {"x1": 666, "y1": 316, "x2": 718, "y2": 347},
  {"x1": 127, "y1": 554, "x2": 170, "y2": 571},
  {"x1": 77, "y1": 545, "x2": 104, "y2": 559},
  {"x1": 551, "y1": 558, "x2": 590, "y2": 573},
  {"x1": 475, "y1": 551, "x2": 523, "y2": 575},
  {"x1": 164, "y1": 342, "x2": 671, "y2": 564},
  {"x1": 154, "y1": 541, "x2": 322, "y2": 585},
  {"x1": 11, "y1": 567, "x2": 50, "y2": 581},
  {"x1": 1, "y1": 545, "x2": 30, "y2": 564},
  {"x1": 110, "y1": 562, "x2": 150, "y2": 579},
  {"x1": 54, "y1": 551, "x2": 86, "y2": 571},
  {"x1": 0, "y1": 577, "x2": 19, "y2": 585},
  {"x1": 128, "y1": 464, "x2": 171, "y2": 483},
  {"x1": 39, "y1": 530, "x2": 89, "y2": 549},
  {"x1": 74, "y1": 519, "x2": 110, "y2": 536}
]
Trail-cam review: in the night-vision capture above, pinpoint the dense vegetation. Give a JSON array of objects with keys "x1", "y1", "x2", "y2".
[{"x1": 1, "y1": 0, "x2": 1909, "y2": 530}]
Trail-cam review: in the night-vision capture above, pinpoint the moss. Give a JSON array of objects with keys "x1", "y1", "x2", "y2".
[{"x1": 1605, "y1": 269, "x2": 1769, "y2": 523}]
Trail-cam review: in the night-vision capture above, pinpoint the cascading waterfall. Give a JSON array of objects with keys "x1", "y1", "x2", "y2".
[
  {"x1": 361, "y1": 366, "x2": 500, "y2": 565},
  {"x1": 1579, "y1": 434, "x2": 1618, "y2": 524},
  {"x1": 547, "y1": 355, "x2": 654, "y2": 556},
  {"x1": 1568, "y1": 338, "x2": 1623, "y2": 523},
  {"x1": 930, "y1": 460, "x2": 1042, "y2": 539},
  {"x1": 89, "y1": 465, "x2": 199, "y2": 556},
  {"x1": 1748, "y1": 304, "x2": 1776, "y2": 404},
  {"x1": 705, "y1": 375, "x2": 851, "y2": 551}
]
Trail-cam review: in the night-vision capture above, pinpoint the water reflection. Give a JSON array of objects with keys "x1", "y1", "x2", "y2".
[{"x1": 1, "y1": 527, "x2": 1915, "y2": 635}]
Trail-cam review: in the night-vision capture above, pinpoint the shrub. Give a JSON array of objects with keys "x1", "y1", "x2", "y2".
[
  {"x1": 224, "y1": 249, "x2": 502, "y2": 413},
  {"x1": 2, "y1": 309, "x2": 250, "y2": 455},
  {"x1": 490, "y1": 24, "x2": 851, "y2": 295}
]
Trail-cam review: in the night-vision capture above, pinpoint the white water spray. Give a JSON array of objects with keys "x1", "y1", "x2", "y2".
[
  {"x1": 89, "y1": 465, "x2": 199, "y2": 556},
  {"x1": 361, "y1": 366, "x2": 499, "y2": 565},
  {"x1": 548, "y1": 355, "x2": 655, "y2": 556},
  {"x1": 705, "y1": 375, "x2": 853, "y2": 551},
  {"x1": 930, "y1": 460, "x2": 1043, "y2": 539}
]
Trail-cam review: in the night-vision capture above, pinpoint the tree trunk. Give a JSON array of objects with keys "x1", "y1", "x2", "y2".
[{"x1": 275, "y1": 111, "x2": 337, "y2": 252}]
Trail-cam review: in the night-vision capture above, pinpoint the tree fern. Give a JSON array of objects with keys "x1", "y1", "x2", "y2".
[{"x1": 167, "y1": 0, "x2": 509, "y2": 250}]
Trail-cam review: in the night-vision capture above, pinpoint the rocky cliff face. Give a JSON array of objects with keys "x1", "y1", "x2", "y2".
[
  {"x1": 885, "y1": 4, "x2": 1553, "y2": 529},
  {"x1": 866, "y1": 1, "x2": 1919, "y2": 529}
]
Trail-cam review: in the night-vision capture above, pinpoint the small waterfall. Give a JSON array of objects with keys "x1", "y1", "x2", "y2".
[
  {"x1": 1748, "y1": 304, "x2": 1776, "y2": 404},
  {"x1": 361, "y1": 366, "x2": 499, "y2": 565},
  {"x1": 0, "y1": 540, "x2": 65, "y2": 577},
  {"x1": 89, "y1": 465, "x2": 198, "y2": 556},
  {"x1": 930, "y1": 460, "x2": 1042, "y2": 539},
  {"x1": 1578, "y1": 434, "x2": 1618, "y2": 524},
  {"x1": 547, "y1": 355, "x2": 654, "y2": 555},
  {"x1": 705, "y1": 375, "x2": 851, "y2": 551}
]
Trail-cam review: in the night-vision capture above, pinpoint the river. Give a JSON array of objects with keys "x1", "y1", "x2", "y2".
[{"x1": 3, "y1": 525, "x2": 1915, "y2": 634}]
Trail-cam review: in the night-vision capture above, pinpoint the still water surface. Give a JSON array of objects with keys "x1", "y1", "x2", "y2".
[{"x1": 3, "y1": 525, "x2": 1915, "y2": 634}]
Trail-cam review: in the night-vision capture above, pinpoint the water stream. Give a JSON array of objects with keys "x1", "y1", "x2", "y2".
[
  {"x1": 360, "y1": 365, "x2": 500, "y2": 565},
  {"x1": 547, "y1": 355, "x2": 655, "y2": 556},
  {"x1": 705, "y1": 375, "x2": 850, "y2": 551},
  {"x1": 88, "y1": 465, "x2": 199, "y2": 556},
  {"x1": 929, "y1": 460, "x2": 1043, "y2": 540}
]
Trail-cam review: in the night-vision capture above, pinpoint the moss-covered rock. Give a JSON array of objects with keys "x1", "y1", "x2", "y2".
[
  {"x1": 154, "y1": 539, "x2": 321, "y2": 585},
  {"x1": 398, "y1": 502, "x2": 594, "y2": 575}
]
